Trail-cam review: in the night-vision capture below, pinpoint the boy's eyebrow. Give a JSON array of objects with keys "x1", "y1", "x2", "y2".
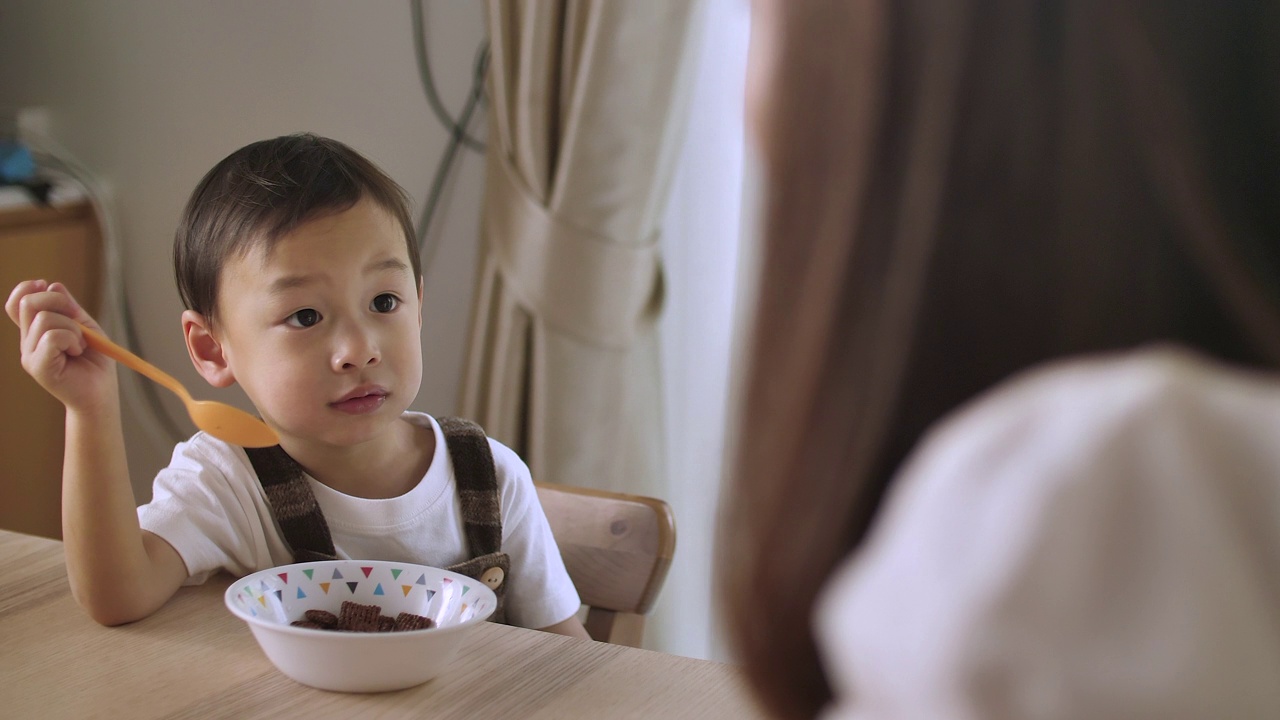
[
  {"x1": 367, "y1": 257, "x2": 411, "y2": 275},
  {"x1": 268, "y1": 274, "x2": 317, "y2": 293},
  {"x1": 267, "y1": 258, "x2": 411, "y2": 294}
]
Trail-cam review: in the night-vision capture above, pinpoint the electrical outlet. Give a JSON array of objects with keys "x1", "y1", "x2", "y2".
[{"x1": 16, "y1": 106, "x2": 53, "y2": 146}]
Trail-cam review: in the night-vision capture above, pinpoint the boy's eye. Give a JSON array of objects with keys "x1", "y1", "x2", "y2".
[
  {"x1": 286, "y1": 308, "x2": 322, "y2": 328},
  {"x1": 371, "y1": 294, "x2": 399, "y2": 313}
]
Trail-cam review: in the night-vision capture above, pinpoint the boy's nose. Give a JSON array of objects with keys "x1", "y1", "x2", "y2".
[
  {"x1": 332, "y1": 327, "x2": 381, "y2": 371},
  {"x1": 335, "y1": 353, "x2": 380, "y2": 371}
]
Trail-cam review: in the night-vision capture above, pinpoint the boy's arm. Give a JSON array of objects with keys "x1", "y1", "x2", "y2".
[
  {"x1": 538, "y1": 616, "x2": 591, "y2": 640},
  {"x1": 63, "y1": 400, "x2": 188, "y2": 625},
  {"x1": 8, "y1": 280, "x2": 187, "y2": 625},
  {"x1": 484, "y1": 438, "x2": 591, "y2": 640}
]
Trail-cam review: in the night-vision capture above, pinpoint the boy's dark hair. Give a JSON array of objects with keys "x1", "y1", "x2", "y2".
[{"x1": 173, "y1": 133, "x2": 421, "y2": 323}]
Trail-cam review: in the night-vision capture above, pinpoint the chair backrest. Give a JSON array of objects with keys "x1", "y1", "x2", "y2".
[{"x1": 534, "y1": 481, "x2": 677, "y2": 647}]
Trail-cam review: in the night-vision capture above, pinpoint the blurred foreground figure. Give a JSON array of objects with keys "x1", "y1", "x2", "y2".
[{"x1": 722, "y1": 1, "x2": 1280, "y2": 718}]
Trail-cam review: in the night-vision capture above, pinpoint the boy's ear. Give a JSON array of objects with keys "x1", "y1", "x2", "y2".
[
  {"x1": 417, "y1": 277, "x2": 424, "y2": 328},
  {"x1": 182, "y1": 310, "x2": 236, "y2": 388}
]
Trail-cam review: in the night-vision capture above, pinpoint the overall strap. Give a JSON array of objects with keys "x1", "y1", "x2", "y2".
[
  {"x1": 244, "y1": 445, "x2": 338, "y2": 562},
  {"x1": 436, "y1": 417, "x2": 503, "y2": 556},
  {"x1": 246, "y1": 419, "x2": 503, "y2": 562}
]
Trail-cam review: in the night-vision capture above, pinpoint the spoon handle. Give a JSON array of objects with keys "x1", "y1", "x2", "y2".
[{"x1": 79, "y1": 324, "x2": 192, "y2": 402}]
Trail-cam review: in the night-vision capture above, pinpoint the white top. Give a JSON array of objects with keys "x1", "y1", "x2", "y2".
[
  {"x1": 138, "y1": 412, "x2": 581, "y2": 629},
  {"x1": 815, "y1": 347, "x2": 1280, "y2": 719}
]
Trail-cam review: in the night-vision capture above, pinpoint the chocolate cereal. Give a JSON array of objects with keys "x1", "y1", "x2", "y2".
[
  {"x1": 291, "y1": 602, "x2": 433, "y2": 633},
  {"x1": 304, "y1": 609, "x2": 339, "y2": 627},
  {"x1": 337, "y1": 601, "x2": 382, "y2": 632},
  {"x1": 393, "y1": 612, "x2": 435, "y2": 631}
]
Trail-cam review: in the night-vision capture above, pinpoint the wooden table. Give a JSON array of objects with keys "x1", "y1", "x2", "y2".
[{"x1": 0, "y1": 530, "x2": 762, "y2": 719}]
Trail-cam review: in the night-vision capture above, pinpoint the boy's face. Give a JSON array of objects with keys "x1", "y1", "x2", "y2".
[{"x1": 198, "y1": 198, "x2": 424, "y2": 450}]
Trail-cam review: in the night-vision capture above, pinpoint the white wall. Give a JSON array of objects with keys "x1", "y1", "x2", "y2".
[
  {"x1": 0, "y1": 0, "x2": 489, "y2": 497},
  {"x1": 654, "y1": 0, "x2": 753, "y2": 662}
]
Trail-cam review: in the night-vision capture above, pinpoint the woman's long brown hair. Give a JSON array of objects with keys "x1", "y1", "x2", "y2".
[{"x1": 721, "y1": 1, "x2": 1280, "y2": 717}]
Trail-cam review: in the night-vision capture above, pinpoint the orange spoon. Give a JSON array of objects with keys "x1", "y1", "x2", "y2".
[{"x1": 80, "y1": 324, "x2": 280, "y2": 448}]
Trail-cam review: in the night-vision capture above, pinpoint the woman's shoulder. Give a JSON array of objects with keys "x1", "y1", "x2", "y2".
[
  {"x1": 915, "y1": 345, "x2": 1280, "y2": 479},
  {"x1": 877, "y1": 345, "x2": 1280, "y2": 558},
  {"x1": 813, "y1": 346, "x2": 1280, "y2": 718}
]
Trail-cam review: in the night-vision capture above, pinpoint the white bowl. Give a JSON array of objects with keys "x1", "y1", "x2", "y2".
[{"x1": 224, "y1": 559, "x2": 497, "y2": 692}]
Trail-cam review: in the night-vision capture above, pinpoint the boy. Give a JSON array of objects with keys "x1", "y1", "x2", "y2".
[{"x1": 6, "y1": 133, "x2": 588, "y2": 638}]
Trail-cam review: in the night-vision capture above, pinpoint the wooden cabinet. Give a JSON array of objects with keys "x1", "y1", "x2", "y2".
[{"x1": 0, "y1": 199, "x2": 102, "y2": 539}]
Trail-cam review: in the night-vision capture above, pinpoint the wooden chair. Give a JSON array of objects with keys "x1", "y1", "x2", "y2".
[{"x1": 535, "y1": 482, "x2": 677, "y2": 647}]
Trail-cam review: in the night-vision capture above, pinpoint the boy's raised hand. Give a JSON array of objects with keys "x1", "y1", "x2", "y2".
[
  {"x1": 6, "y1": 279, "x2": 116, "y2": 412},
  {"x1": 9, "y1": 280, "x2": 187, "y2": 625}
]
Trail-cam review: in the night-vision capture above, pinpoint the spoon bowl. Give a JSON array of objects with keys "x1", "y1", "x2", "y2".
[
  {"x1": 185, "y1": 400, "x2": 282, "y2": 448},
  {"x1": 79, "y1": 324, "x2": 279, "y2": 448}
]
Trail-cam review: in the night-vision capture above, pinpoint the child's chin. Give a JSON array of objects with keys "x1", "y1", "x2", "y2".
[
  {"x1": 276, "y1": 417, "x2": 378, "y2": 445},
  {"x1": 283, "y1": 417, "x2": 394, "y2": 449}
]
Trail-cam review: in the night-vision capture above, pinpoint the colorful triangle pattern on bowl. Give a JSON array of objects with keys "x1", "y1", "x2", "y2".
[{"x1": 231, "y1": 564, "x2": 455, "y2": 620}]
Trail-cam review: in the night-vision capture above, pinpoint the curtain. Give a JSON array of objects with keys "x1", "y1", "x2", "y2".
[{"x1": 463, "y1": 0, "x2": 698, "y2": 500}]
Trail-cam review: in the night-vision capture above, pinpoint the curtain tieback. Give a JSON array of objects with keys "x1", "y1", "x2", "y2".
[{"x1": 484, "y1": 154, "x2": 664, "y2": 350}]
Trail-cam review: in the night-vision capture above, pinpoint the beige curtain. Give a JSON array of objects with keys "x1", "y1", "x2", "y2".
[{"x1": 462, "y1": 0, "x2": 698, "y2": 497}]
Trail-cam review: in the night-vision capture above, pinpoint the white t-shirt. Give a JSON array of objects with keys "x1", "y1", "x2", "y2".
[
  {"x1": 138, "y1": 412, "x2": 581, "y2": 630},
  {"x1": 815, "y1": 347, "x2": 1280, "y2": 719}
]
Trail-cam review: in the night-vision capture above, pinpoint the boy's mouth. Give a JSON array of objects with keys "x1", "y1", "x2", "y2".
[{"x1": 330, "y1": 386, "x2": 389, "y2": 415}]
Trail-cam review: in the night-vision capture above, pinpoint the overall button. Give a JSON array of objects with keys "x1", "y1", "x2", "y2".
[{"x1": 480, "y1": 566, "x2": 505, "y2": 589}]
